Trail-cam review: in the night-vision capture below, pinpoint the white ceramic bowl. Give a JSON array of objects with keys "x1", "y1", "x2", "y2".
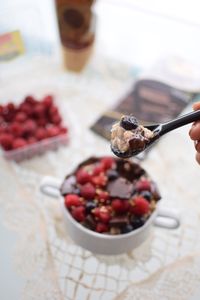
[{"x1": 40, "y1": 176, "x2": 180, "y2": 255}]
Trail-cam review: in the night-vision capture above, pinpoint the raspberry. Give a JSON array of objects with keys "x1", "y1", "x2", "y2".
[
  {"x1": 136, "y1": 179, "x2": 151, "y2": 192},
  {"x1": 42, "y1": 95, "x2": 53, "y2": 108},
  {"x1": 76, "y1": 169, "x2": 91, "y2": 184},
  {"x1": 24, "y1": 95, "x2": 37, "y2": 105},
  {"x1": 99, "y1": 211, "x2": 111, "y2": 223},
  {"x1": 47, "y1": 126, "x2": 60, "y2": 138},
  {"x1": 92, "y1": 174, "x2": 107, "y2": 187},
  {"x1": 71, "y1": 206, "x2": 86, "y2": 222},
  {"x1": 48, "y1": 105, "x2": 58, "y2": 116},
  {"x1": 64, "y1": 194, "x2": 82, "y2": 208},
  {"x1": 92, "y1": 163, "x2": 104, "y2": 176},
  {"x1": 0, "y1": 122, "x2": 7, "y2": 133},
  {"x1": 10, "y1": 122, "x2": 24, "y2": 137},
  {"x1": 15, "y1": 112, "x2": 27, "y2": 122},
  {"x1": 35, "y1": 127, "x2": 47, "y2": 140},
  {"x1": 96, "y1": 222, "x2": 109, "y2": 233},
  {"x1": 111, "y1": 199, "x2": 129, "y2": 214},
  {"x1": 33, "y1": 104, "x2": 45, "y2": 118},
  {"x1": 37, "y1": 118, "x2": 47, "y2": 127},
  {"x1": 101, "y1": 156, "x2": 115, "y2": 170},
  {"x1": 7, "y1": 102, "x2": 15, "y2": 111},
  {"x1": 92, "y1": 207, "x2": 101, "y2": 218},
  {"x1": 51, "y1": 114, "x2": 62, "y2": 125},
  {"x1": 3, "y1": 112, "x2": 14, "y2": 122},
  {"x1": 59, "y1": 127, "x2": 68, "y2": 135},
  {"x1": 123, "y1": 200, "x2": 130, "y2": 212},
  {"x1": 0, "y1": 133, "x2": 14, "y2": 150},
  {"x1": 97, "y1": 191, "x2": 109, "y2": 203},
  {"x1": 19, "y1": 103, "x2": 32, "y2": 116},
  {"x1": 80, "y1": 183, "x2": 96, "y2": 199},
  {"x1": 12, "y1": 138, "x2": 27, "y2": 149},
  {"x1": 131, "y1": 197, "x2": 150, "y2": 216},
  {"x1": 23, "y1": 120, "x2": 37, "y2": 136},
  {"x1": 3, "y1": 103, "x2": 16, "y2": 122}
]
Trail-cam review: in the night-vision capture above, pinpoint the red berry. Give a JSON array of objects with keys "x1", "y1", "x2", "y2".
[
  {"x1": 10, "y1": 122, "x2": 24, "y2": 137},
  {"x1": 2, "y1": 103, "x2": 15, "y2": 122},
  {"x1": 64, "y1": 194, "x2": 82, "y2": 208},
  {"x1": 51, "y1": 114, "x2": 62, "y2": 125},
  {"x1": 19, "y1": 103, "x2": 32, "y2": 116},
  {"x1": 23, "y1": 120, "x2": 37, "y2": 136},
  {"x1": 92, "y1": 163, "x2": 104, "y2": 176},
  {"x1": 131, "y1": 197, "x2": 150, "y2": 216},
  {"x1": 15, "y1": 112, "x2": 27, "y2": 122},
  {"x1": 42, "y1": 95, "x2": 53, "y2": 108},
  {"x1": 0, "y1": 133, "x2": 14, "y2": 150},
  {"x1": 0, "y1": 126, "x2": 4, "y2": 134},
  {"x1": 80, "y1": 183, "x2": 96, "y2": 199},
  {"x1": 136, "y1": 179, "x2": 151, "y2": 192},
  {"x1": 7, "y1": 102, "x2": 15, "y2": 111},
  {"x1": 59, "y1": 127, "x2": 68, "y2": 135},
  {"x1": 122, "y1": 200, "x2": 130, "y2": 212},
  {"x1": 76, "y1": 169, "x2": 91, "y2": 184},
  {"x1": 37, "y1": 118, "x2": 47, "y2": 127},
  {"x1": 96, "y1": 222, "x2": 109, "y2": 233},
  {"x1": 99, "y1": 211, "x2": 111, "y2": 223},
  {"x1": 97, "y1": 191, "x2": 109, "y2": 203},
  {"x1": 0, "y1": 122, "x2": 7, "y2": 134},
  {"x1": 0, "y1": 115, "x2": 4, "y2": 123},
  {"x1": 35, "y1": 127, "x2": 47, "y2": 140},
  {"x1": 24, "y1": 95, "x2": 37, "y2": 105},
  {"x1": 48, "y1": 105, "x2": 58, "y2": 116},
  {"x1": 92, "y1": 174, "x2": 107, "y2": 187},
  {"x1": 71, "y1": 206, "x2": 86, "y2": 222},
  {"x1": 92, "y1": 207, "x2": 101, "y2": 218},
  {"x1": 101, "y1": 156, "x2": 115, "y2": 170},
  {"x1": 111, "y1": 199, "x2": 129, "y2": 214},
  {"x1": 33, "y1": 104, "x2": 45, "y2": 118},
  {"x1": 47, "y1": 126, "x2": 60, "y2": 138},
  {"x1": 12, "y1": 138, "x2": 27, "y2": 149}
]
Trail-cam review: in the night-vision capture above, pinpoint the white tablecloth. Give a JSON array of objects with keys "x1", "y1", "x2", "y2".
[{"x1": 1, "y1": 54, "x2": 200, "y2": 300}]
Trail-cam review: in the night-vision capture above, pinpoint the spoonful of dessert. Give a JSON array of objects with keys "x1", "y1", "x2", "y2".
[{"x1": 111, "y1": 110, "x2": 200, "y2": 158}]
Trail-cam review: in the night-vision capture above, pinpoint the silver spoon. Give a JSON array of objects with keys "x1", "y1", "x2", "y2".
[{"x1": 111, "y1": 110, "x2": 200, "y2": 158}]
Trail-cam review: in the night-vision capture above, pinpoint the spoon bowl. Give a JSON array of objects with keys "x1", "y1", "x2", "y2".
[{"x1": 111, "y1": 109, "x2": 200, "y2": 158}]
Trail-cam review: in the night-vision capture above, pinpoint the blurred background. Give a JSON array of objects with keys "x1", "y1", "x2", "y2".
[{"x1": 1, "y1": 0, "x2": 200, "y2": 69}]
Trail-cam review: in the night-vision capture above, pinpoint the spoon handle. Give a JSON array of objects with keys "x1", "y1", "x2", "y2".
[{"x1": 161, "y1": 110, "x2": 200, "y2": 135}]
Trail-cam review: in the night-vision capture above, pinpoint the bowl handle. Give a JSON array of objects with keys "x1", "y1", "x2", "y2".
[
  {"x1": 153, "y1": 208, "x2": 180, "y2": 229},
  {"x1": 40, "y1": 176, "x2": 62, "y2": 198}
]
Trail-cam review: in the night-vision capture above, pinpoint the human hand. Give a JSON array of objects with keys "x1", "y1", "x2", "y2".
[{"x1": 189, "y1": 102, "x2": 200, "y2": 165}]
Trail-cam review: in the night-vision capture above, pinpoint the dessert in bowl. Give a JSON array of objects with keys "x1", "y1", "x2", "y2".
[{"x1": 40, "y1": 156, "x2": 180, "y2": 255}]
